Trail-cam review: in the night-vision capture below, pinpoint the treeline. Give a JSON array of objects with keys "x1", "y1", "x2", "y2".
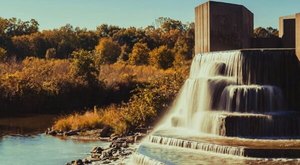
[{"x1": 0, "y1": 17, "x2": 195, "y2": 69}]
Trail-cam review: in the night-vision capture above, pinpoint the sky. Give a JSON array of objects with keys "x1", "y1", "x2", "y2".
[{"x1": 0, "y1": 0, "x2": 299, "y2": 30}]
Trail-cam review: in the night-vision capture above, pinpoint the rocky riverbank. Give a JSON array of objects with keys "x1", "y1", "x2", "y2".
[{"x1": 45, "y1": 127, "x2": 150, "y2": 165}]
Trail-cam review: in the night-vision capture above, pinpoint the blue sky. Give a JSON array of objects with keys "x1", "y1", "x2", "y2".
[{"x1": 0, "y1": 0, "x2": 299, "y2": 30}]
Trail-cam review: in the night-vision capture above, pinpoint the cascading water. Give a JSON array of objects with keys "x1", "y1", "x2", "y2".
[
  {"x1": 133, "y1": 49, "x2": 300, "y2": 164},
  {"x1": 158, "y1": 49, "x2": 300, "y2": 136}
]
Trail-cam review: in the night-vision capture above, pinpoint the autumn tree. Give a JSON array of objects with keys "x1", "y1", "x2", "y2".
[
  {"x1": 95, "y1": 37, "x2": 121, "y2": 65},
  {"x1": 75, "y1": 27, "x2": 98, "y2": 51},
  {"x1": 129, "y1": 43, "x2": 150, "y2": 65},
  {"x1": 253, "y1": 27, "x2": 279, "y2": 38},
  {"x1": 150, "y1": 45, "x2": 174, "y2": 69},
  {"x1": 119, "y1": 44, "x2": 130, "y2": 62},
  {"x1": 96, "y1": 24, "x2": 121, "y2": 38}
]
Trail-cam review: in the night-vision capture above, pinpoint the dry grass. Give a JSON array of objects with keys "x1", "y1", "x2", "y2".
[
  {"x1": 100, "y1": 62, "x2": 168, "y2": 85},
  {"x1": 53, "y1": 106, "x2": 127, "y2": 134},
  {"x1": 53, "y1": 109, "x2": 103, "y2": 131}
]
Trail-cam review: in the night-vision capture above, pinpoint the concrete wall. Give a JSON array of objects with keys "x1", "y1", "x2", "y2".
[
  {"x1": 297, "y1": 13, "x2": 300, "y2": 60},
  {"x1": 279, "y1": 16, "x2": 296, "y2": 48},
  {"x1": 251, "y1": 38, "x2": 282, "y2": 48},
  {"x1": 209, "y1": 2, "x2": 253, "y2": 52},
  {"x1": 194, "y1": 1, "x2": 253, "y2": 54},
  {"x1": 195, "y1": 2, "x2": 210, "y2": 54}
]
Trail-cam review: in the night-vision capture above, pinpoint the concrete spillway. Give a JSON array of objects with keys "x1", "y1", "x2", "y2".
[{"x1": 133, "y1": 49, "x2": 300, "y2": 164}]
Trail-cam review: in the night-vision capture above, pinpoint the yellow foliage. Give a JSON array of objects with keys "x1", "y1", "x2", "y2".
[{"x1": 53, "y1": 110, "x2": 103, "y2": 131}]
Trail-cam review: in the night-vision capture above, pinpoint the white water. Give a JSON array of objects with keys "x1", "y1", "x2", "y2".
[
  {"x1": 133, "y1": 50, "x2": 300, "y2": 164},
  {"x1": 158, "y1": 50, "x2": 300, "y2": 137}
]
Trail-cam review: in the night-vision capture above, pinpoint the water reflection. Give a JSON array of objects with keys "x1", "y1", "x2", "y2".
[
  {"x1": 0, "y1": 115, "x2": 56, "y2": 136},
  {"x1": 0, "y1": 134, "x2": 109, "y2": 165},
  {"x1": 0, "y1": 115, "x2": 110, "y2": 165}
]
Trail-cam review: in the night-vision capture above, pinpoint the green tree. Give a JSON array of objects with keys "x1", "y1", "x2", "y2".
[
  {"x1": 95, "y1": 37, "x2": 121, "y2": 65},
  {"x1": 71, "y1": 50, "x2": 98, "y2": 84},
  {"x1": 150, "y1": 45, "x2": 174, "y2": 69},
  {"x1": 129, "y1": 43, "x2": 150, "y2": 65}
]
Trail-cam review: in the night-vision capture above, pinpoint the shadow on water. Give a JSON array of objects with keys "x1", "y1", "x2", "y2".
[{"x1": 0, "y1": 114, "x2": 57, "y2": 136}]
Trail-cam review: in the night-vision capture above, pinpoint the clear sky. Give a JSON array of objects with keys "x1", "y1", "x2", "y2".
[{"x1": 0, "y1": 0, "x2": 299, "y2": 30}]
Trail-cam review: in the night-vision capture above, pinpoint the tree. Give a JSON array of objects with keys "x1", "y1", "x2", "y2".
[
  {"x1": 155, "y1": 17, "x2": 186, "y2": 32},
  {"x1": 119, "y1": 44, "x2": 130, "y2": 62},
  {"x1": 0, "y1": 47, "x2": 7, "y2": 62},
  {"x1": 129, "y1": 43, "x2": 150, "y2": 65},
  {"x1": 96, "y1": 24, "x2": 121, "y2": 38},
  {"x1": 253, "y1": 27, "x2": 279, "y2": 38},
  {"x1": 95, "y1": 38, "x2": 121, "y2": 65},
  {"x1": 71, "y1": 50, "x2": 98, "y2": 84},
  {"x1": 150, "y1": 45, "x2": 174, "y2": 69}
]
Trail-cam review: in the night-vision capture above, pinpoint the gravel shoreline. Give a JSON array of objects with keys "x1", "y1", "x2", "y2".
[{"x1": 45, "y1": 128, "x2": 150, "y2": 165}]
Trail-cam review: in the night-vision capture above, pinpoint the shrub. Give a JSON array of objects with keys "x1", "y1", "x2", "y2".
[
  {"x1": 53, "y1": 70, "x2": 187, "y2": 135},
  {"x1": 121, "y1": 71, "x2": 185, "y2": 130}
]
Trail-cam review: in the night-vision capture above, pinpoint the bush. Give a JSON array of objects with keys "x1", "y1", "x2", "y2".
[
  {"x1": 121, "y1": 71, "x2": 185, "y2": 130},
  {"x1": 53, "y1": 70, "x2": 187, "y2": 135},
  {"x1": 150, "y1": 45, "x2": 174, "y2": 69}
]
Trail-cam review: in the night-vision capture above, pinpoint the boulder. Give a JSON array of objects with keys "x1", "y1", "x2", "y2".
[
  {"x1": 134, "y1": 133, "x2": 146, "y2": 142},
  {"x1": 91, "y1": 146, "x2": 104, "y2": 154},
  {"x1": 100, "y1": 127, "x2": 113, "y2": 137},
  {"x1": 64, "y1": 130, "x2": 79, "y2": 136}
]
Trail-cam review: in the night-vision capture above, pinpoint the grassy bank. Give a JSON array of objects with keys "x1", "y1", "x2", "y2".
[{"x1": 53, "y1": 70, "x2": 187, "y2": 135}]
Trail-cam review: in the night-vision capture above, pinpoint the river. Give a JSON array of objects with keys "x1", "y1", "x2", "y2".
[{"x1": 0, "y1": 115, "x2": 110, "y2": 165}]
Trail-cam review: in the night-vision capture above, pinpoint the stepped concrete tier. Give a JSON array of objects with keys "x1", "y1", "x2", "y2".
[
  {"x1": 170, "y1": 111, "x2": 300, "y2": 138},
  {"x1": 135, "y1": 49, "x2": 300, "y2": 163},
  {"x1": 146, "y1": 129, "x2": 300, "y2": 158},
  {"x1": 132, "y1": 129, "x2": 300, "y2": 164},
  {"x1": 159, "y1": 49, "x2": 300, "y2": 135}
]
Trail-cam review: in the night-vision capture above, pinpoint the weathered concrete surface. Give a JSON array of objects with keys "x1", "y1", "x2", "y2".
[
  {"x1": 195, "y1": 2, "x2": 210, "y2": 54},
  {"x1": 251, "y1": 38, "x2": 282, "y2": 48},
  {"x1": 296, "y1": 13, "x2": 300, "y2": 60},
  {"x1": 195, "y1": 1, "x2": 253, "y2": 54},
  {"x1": 279, "y1": 15, "x2": 296, "y2": 48}
]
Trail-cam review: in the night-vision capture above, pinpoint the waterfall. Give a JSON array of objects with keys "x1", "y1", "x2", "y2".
[
  {"x1": 133, "y1": 49, "x2": 300, "y2": 164},
  {"x1": 159, "y1": 49, "x2": 300, "y2": 138}
]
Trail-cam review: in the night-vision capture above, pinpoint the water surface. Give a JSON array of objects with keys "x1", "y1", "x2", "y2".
[{"x1": 0, "y1": 115, "x2": 109, "y2": 165}]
